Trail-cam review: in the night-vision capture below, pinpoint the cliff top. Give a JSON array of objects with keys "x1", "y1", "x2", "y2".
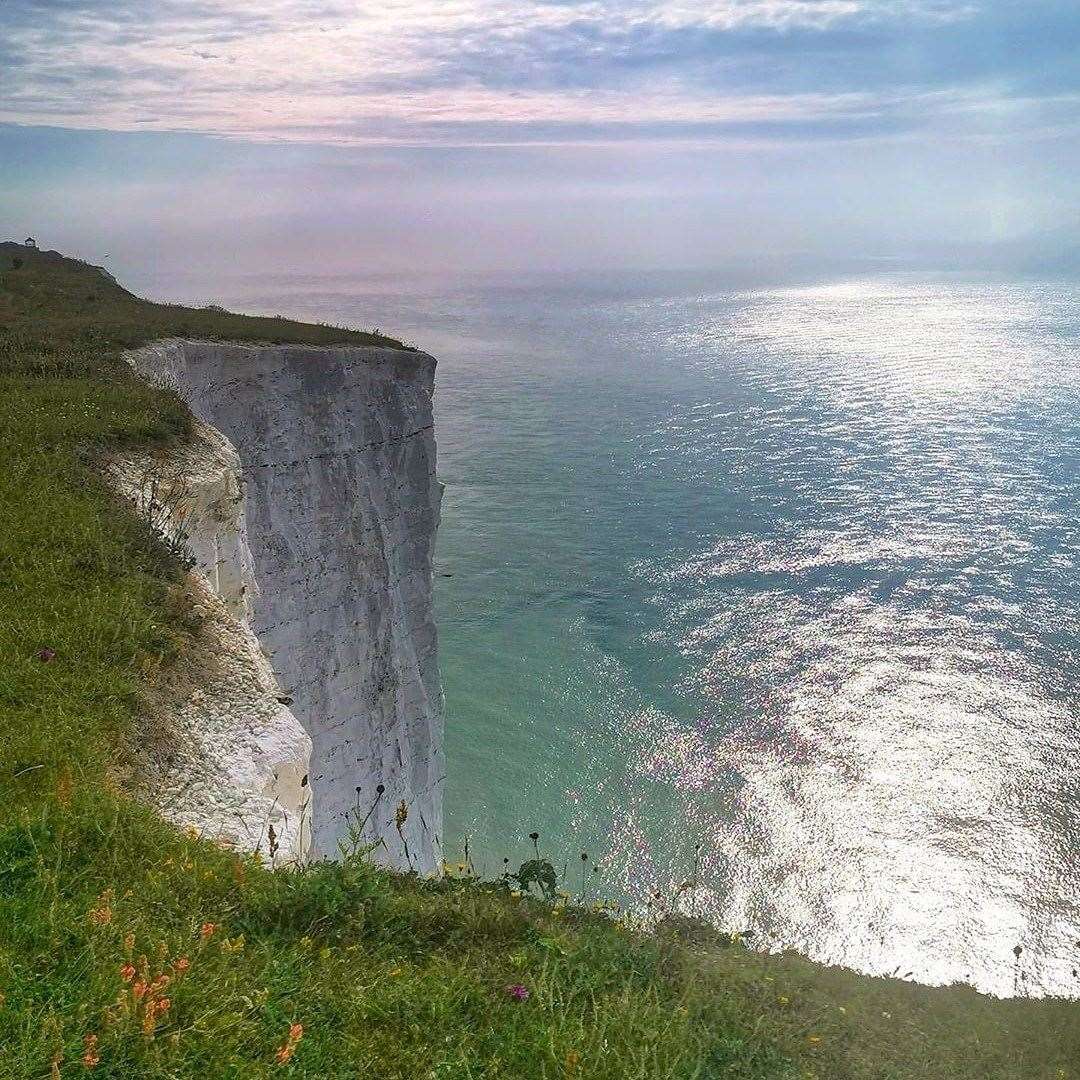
[
  {"x1": 0, "y1": 240, "x2": 410, "y2": 357},
  {"x1": 1, "y1": 247, "x2": 1077, "y2": 1079}
]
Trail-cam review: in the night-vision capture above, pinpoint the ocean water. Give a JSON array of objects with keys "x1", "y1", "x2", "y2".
[{"x1": 143, "y1": 268, "x2": 1079, "y2": 997}]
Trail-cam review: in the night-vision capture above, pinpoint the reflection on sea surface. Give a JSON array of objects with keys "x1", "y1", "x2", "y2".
[{"x1": 433, "y1": 279, "x2": 1078, "y2": 997}]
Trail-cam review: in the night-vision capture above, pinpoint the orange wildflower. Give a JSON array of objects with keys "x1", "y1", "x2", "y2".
[
  {"x1": 132, "y1": 980, "x2": 148, "y2": 1001},
  {"x1": 273, "y1": 1021, "x2": 304, "y2": 1065},
  {"x1": 119, "y1": 963, "x2": 136, "y2": 983},
  {"x1": 81, "y1": 1034, "x2": 100, "y2": 1069},
  {"x1": 199, "y1": 922, "x2": 217, "y2": 941}
]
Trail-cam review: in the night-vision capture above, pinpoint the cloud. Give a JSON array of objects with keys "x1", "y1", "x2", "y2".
[{"x1": 0, "y1": 0, "x2": 1077, "y2": 146}]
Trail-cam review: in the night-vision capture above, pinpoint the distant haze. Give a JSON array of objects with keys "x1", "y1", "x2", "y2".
[{"x1": 1, "y1": 0, "x2": 1078, "y2": 286}]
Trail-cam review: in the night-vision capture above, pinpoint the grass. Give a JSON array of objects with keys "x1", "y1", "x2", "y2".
[{"x1": 1, "y1": 241, "x2": 1077, "y2": 1078}]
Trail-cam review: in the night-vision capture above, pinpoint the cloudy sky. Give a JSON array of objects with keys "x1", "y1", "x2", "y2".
[{"x1": 1, "y1": 0, "x2": 1078, "y2": 284}]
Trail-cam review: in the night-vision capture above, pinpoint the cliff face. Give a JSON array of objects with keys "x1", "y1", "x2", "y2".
[
  {"x1": 108, "y1": 417, "x2": 312, "y2": 864},
  {"x1": 122, "y1": 340, "x2": 444, "y2": 874}
]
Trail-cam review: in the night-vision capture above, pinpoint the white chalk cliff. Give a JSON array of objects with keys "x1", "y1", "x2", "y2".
[{"x1": 113, "y1": 340, "x2": 444, "y2": 874}]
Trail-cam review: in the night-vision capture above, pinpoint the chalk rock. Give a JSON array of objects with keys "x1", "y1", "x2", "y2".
[{"x1": 124, "y1": 340, "x2": 444, "y2": 874}]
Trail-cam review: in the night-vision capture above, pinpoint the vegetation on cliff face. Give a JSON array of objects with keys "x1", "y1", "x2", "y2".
[{"x1": 1, "y1": 243, "x2": 1076, "y2": 1079}]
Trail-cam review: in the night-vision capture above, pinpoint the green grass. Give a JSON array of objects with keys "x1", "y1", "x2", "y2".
[{"x1": 1, "y1": 241, "x2": 1077, "y2": 1078}]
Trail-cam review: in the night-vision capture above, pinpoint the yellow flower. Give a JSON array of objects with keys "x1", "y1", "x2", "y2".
[{"x1": 807, "y1": 1035, "x2": 822, "y2": 1045}]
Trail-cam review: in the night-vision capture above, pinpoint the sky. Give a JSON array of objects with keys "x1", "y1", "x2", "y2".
[{"x1": 1, "y1": 0, "x2": 1078, "y2": 287}]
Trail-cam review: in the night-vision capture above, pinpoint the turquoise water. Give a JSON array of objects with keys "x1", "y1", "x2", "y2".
[{"x1": 145, "y1": 269, "x2": 1079, "y2": 997}]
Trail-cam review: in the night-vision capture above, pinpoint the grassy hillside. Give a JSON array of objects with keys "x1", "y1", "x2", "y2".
[{"x1": 0, "y1": 242, "x2": 1076, "y2": 1079}]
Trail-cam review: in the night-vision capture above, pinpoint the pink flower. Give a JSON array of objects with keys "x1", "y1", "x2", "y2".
[{"x1": 505, "y1": 984, "x2": 530, "y2": 1001}]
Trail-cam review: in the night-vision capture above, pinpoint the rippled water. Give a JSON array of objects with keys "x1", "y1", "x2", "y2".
[{"x1": 150, "y1": 269, "x2": 1080, "y2": 997}]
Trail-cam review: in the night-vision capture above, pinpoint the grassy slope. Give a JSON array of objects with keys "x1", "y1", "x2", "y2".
[{"x1": 0, "y1": 242, "x2": 1075, "y2": 1079}]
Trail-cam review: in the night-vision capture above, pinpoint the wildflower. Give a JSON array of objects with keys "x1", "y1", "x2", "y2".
[
  {"x1": 81, "y1": 1034, "x2": 100, "y2": 1069},
  {"x1": 37, "y1": 647, "x2": 57, "y2": 662},
  {"x1": 119, "y1": 964, "x2": 136, "y2": 983},
  {"x1": 274, "y1": 1022, "x2": 304, "y2": 1065},
  {"x1": 395, "y1": 801, "x2": 409, "y2": 829},
  {"x1": 199, "y1": 922, "x2": 217, "y2": 941},
  {"x1": 505, "y1": 984, "x2": 530, "y2": 1001},
  {"x1": 565, "y1": 1050, "x2": 581, "y2": 1072},
  {"x1": 807, "y1": 1036, "x2": 821, "y2": 1045},
  {"x1": 174, "y1": 957, "x2": 190, "y2": 974},
  {"x1": 88, "y1": 891, "x2": 114, "y2": 926},
  {"x1": 154, "y1": 998, "x2": 171, "y2": 1016},
  {"x1": 123, "y1": 932, "x2": 135, "y2": 955},
  {"x1": 388, "y1": 967, "x2": 402, "y2": 977},
  {"x1": 777, "y1": 995, "x2": 789, "y2": 1005},
  {"x1": 132, "y1": 981, "x2": 148, "y2": 1001}
]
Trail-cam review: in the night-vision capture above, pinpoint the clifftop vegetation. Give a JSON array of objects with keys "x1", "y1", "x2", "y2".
[{"x1": 1, "y1": 244, "x2": 1076, "y2": 1078}]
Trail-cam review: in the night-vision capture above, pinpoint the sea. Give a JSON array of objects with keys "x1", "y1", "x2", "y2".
[{"x1": 138, "y1": 266, "x2": 1080, "y2": 998}]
